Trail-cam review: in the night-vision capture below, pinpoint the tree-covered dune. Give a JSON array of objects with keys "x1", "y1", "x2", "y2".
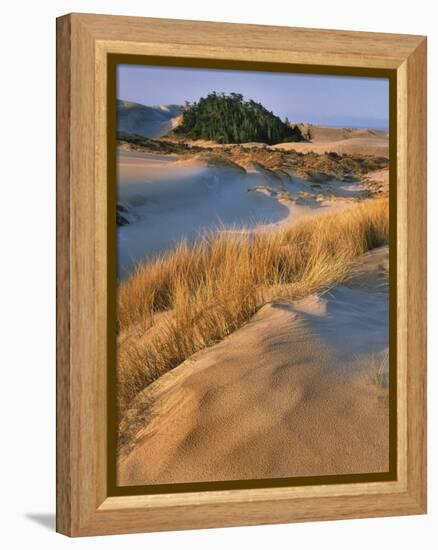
[{"x1": 175, "y1": 92, "x2": 304, "y2": 145}]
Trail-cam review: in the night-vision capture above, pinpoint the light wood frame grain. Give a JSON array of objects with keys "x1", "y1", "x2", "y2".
[{"x1": 56, "y1": 13, "x2": 427, "y2": 536}]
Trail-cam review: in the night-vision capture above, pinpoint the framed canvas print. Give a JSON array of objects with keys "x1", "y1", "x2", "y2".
[{"x1": 56, "y1": 13, "x2": 427, "y2": 536}]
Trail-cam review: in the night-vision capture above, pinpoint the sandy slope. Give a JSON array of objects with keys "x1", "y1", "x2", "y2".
[
  {"x1": 295, "y1": 124, "x2": 388, "y2": 142},
  {"x1": 118, "y1": 246, "x2": 389, "y2": 486},
  {"x1": 272, "y1": 137, "x2": 389, "y2": 157},
  {"x1": 275, "y1": 125, "x2": 388, "y2": 156},
  {"x1": 117, "y1": 149, "x2": 285, "y2": 277},
  {"x1": 117, "y1": 100, "x2": 182, "y2": 139}
]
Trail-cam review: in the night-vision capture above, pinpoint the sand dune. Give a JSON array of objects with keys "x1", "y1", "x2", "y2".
[
  {"x1": 118, "y1": 246, "x2": 389, "y2": 486},
  {"x1": 272, "y1": 137, "x2": 389, "y2": 157},
  {"x1": 117, "y1": 149, "x2": 285, "y2": 277},
  {"x1": 295, "y1": 123, "x2": 388, "y2": 142},
  {"x1": 164, "y1": 136, "x2": 388, "y2": 157},
  {"x1": 117, "y1": 100, "x2": 182, "y2": 139},
  {"x1": 117, "y1": 148, "x2": 355, "y2": 278}
]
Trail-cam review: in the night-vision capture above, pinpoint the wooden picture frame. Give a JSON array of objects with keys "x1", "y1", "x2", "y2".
[{"x1": 56, "y1": 13, "x2": 427, "y2": 536}]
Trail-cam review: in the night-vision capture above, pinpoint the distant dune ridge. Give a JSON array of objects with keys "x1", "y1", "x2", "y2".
[
  {"x1": 273, "y1": 123, "x2": 389, "y2": 156},
  {"x1": 294, "y1": 123, "x2": 388, "y2": 142},
  {"x1": 116, "y1": 98, "x2": 388, "y2": 156},
  {"x1": 117, "y1": 99, "x2": 182, "y2": 138}
]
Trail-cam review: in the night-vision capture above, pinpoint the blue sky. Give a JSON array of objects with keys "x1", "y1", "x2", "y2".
[{"x1": 117, "y1": 64, "x2": 389, "y2": 129}]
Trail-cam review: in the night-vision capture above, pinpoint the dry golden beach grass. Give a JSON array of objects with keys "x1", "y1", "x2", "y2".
[{"x1": 117, "y1": 197, "x2": 388, "y2": 417}]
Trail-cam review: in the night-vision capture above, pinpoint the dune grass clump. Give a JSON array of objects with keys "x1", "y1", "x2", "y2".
[
  {"x1": 366, "y1": 351, "x2": 389, "y2": 389},
  {"x1": 117, "y1": 198, "x2": 388, "y2": 414}
]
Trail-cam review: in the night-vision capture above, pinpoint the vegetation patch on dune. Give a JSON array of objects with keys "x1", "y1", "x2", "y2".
[
  {"x1": 174, "y1": 92, "x2": 305, "y2": 144},
  {"x1": 118, "y1": 133, "x2": 388, "y2": 186},
  {"x1": 117, "y1": 198, "x2": 389, "y2": 427}
]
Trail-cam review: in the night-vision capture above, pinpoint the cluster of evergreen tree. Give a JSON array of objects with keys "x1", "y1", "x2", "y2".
[{"x1": 175, "y1": 92, "x2": 304, "y2": 145}]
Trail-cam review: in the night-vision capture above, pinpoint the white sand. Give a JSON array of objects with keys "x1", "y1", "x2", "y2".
[{"x1": 119, "y1": 246, "x2": 390, "y2": 486}]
